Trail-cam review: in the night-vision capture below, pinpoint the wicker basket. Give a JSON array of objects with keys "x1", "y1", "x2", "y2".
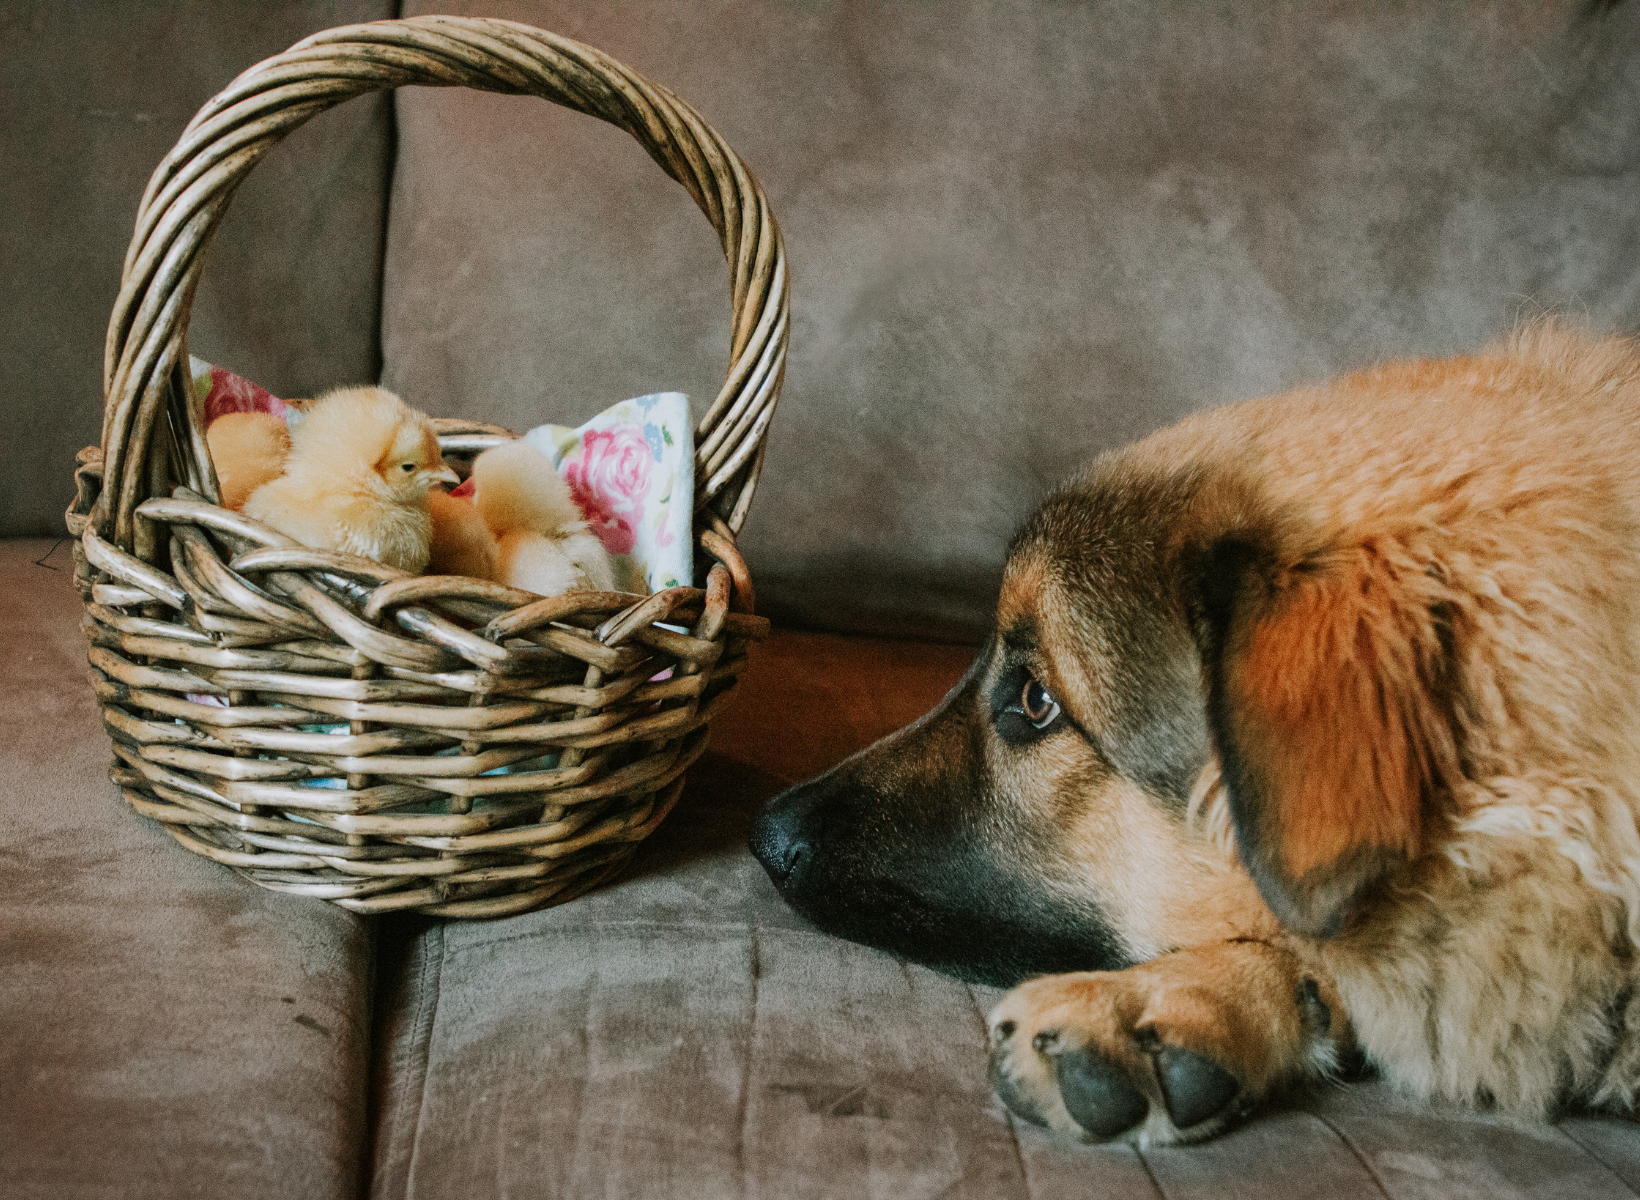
[{"x1": 65, "y1": 16, "x2": 785, "y2": 918}]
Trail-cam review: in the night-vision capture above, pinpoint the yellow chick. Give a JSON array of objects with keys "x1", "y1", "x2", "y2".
[
  {"x1": 471, "y1": 440, "x2": 616, "y2": 596},
  {"x1": 426, "y1": 487, "x2": 499, "y2": 580},
  {"x1": 205, "y1": 411, "x2": 291, "y2": 511},
  {"x1": 242, "y1": 386, "x2": 458, "y2": 573}
]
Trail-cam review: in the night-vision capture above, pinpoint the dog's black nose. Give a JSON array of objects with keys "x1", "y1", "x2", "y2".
[
  {"x1": 750, "y1": 824, "x2": 808, "y2": 887},
  {"x1": 749, "y1": 785, "x2": 820, "y2": 889}
]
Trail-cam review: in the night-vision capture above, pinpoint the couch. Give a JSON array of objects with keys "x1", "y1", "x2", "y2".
[{"x1": 5, "y1": 3, "x2": 1640, "y2": 1197}]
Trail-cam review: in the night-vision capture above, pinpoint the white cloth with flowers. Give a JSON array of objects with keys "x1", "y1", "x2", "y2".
[{"x1": 522, "y1": 392, "x2": 693, "y2": 595}]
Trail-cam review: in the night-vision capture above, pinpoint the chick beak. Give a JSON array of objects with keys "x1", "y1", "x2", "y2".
[{"x1": 430, "y1": 463, "x2": 460, "y2": 487}]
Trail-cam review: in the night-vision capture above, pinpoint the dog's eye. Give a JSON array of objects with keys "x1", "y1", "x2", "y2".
[
  {"x1": 1020, "y1": 678, "x2": 1061, "y2": 730},
  {"x1": 992, "y1": 667, "x2": 1065, "y2": 744},
  {"x1": 401, "y1": 462, "x2": 416, "y2": 473}
]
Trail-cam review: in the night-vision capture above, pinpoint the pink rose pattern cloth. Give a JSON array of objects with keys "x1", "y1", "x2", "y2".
[
  {"x1": 190, "y1": 358, "x2": 691, "y2": 595},
  {"x1": 523, "y1": 392, "x2": 693, "y2": 595},
  {"x1": 189, "y1": 355, "x2": 290, "y2": 424}
]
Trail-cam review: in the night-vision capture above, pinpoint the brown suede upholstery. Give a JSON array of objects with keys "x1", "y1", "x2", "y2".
[
  {"x1": 380, "y1": 0, "x2": 1640, "y2": 639},
  {"x1": 0, "y1": 541, "x2": 373, "y2": 1200},
  {"x1": 1, "y1": 1, "x2": 394, "y2": 541}
]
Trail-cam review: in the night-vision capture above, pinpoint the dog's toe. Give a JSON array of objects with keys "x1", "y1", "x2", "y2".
[
  {"x1": 1053, "y1": 1045, "x2": 1150, "y2": 1138},
  {"x1": 988, "y1": 1048, "x2": 1050, "y2": 1127},
  {"x1": 1154, "y1": 1045, "x2": 1239, "y2": 1129}
]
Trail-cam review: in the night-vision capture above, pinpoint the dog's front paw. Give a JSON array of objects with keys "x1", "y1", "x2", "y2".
[
  {"x1": 986, "y1": 945, "x2": 1342, "y2": 1145},
  {"x1": 988, "y1": 977, "x2": 1248, "y2": 1144}
]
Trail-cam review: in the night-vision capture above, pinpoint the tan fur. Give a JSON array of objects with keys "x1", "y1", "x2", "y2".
[
  {"x1": 1223, "y1": 540, "x2": 1456, "y2": 882},
  {"x1": 974, "y1": 324, "x2": 1640, "y2": 1139},
  {"x1": 471, "y1": 441, "x2": 616, "y2": 596},
  {"x1": 204, "y1": 412, "x2": 290, "y2": 511},
  {"x1": 242, "y1": 386, "x2": 457, "y2": 573}
]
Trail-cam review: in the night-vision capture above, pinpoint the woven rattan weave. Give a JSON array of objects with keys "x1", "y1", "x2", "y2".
[{"x1": 66, "y1": 16, "x2": 785, "y2": 917}]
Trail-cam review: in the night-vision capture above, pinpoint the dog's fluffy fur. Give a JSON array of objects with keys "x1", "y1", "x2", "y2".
[{"x1": 752, "y1": 323, "x2": 1640, "y2": 1144}]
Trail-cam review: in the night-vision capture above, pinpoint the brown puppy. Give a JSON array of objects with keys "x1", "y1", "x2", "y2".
[{"x1": 750, "y1": 323, "x2": 1640, "y2": 1144}]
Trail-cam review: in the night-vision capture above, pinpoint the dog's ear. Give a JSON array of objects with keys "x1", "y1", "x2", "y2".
[{"x1": 1192, "y1": 534, "x2": 1457, "y2": 938}]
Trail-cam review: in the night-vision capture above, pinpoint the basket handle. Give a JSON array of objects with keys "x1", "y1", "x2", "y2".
[{"x1": 99, "y1": 15, "x2": 788, "y2": 558}]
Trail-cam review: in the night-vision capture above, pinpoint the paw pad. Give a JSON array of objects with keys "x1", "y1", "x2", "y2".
[
  {"x1": 1154, "y1": 1046, "x2": 1239, "y2": 1129},
  {"x1": 1053, "y1": 1046, "x2": 1149, "y2": 1138}
]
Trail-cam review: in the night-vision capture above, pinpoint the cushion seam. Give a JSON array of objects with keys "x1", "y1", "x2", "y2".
[{"x1": 398, "y1": 922, "x2": 444, "y2": 1200}]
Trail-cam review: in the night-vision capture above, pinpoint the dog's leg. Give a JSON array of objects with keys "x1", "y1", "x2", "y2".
[{"x1": 987, "y1": 939, "x2": 1347, "y2": 1144}]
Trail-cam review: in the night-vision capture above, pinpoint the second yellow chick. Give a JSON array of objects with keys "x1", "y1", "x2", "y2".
[
  {"x1": 470, "y1": 440, "x2": 616, "y2": 596},
  {"x1": 427, "y1": 488, "x2": 500, "y2": 580},
  {"x1": 242, "y1": 386, "x2": 457, "y2": 573}
]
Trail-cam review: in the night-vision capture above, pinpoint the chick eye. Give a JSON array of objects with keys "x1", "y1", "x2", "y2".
[
  {"x1": 400, "y1": 462, "x2": 415, "y2": 473},
  {"x1": 1020, "y1": 678, "x2": 1061, "y2": 730}
]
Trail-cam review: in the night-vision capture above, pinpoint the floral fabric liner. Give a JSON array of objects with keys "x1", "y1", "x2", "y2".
[
  {"x1": 189, "y1": 358, "x2": 693, "y2": 595},
  {"x1": 192, "y1": 357, "x2": 289, "y2": 424},
  {"x1": 521, "y1": 392, "x2": 693, "y2": 595}
]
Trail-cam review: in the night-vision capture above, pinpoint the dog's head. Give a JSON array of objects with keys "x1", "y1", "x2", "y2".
[{"x1": 750, "y1": 458, "x2": 1457, "y2": 985}]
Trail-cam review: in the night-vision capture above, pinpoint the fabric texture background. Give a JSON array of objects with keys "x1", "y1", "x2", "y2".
[
  {"x1": 379, "y1": 0, "x2": 1640, "y2": 639},
  {"x1": 0, "y1": 541, "x2": 374, "y2": 1200},
  {"x1": 1, "y1": 0, "x2": 394, "y2": 540},
  {"x1": 10, "y1": 1, "x2": 1639, "y2": 638}
]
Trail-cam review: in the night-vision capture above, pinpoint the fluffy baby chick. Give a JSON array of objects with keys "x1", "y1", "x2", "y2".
[
  {"x1": 206, "y1": 411, "x2": 291, "y2": 511},
  {"x1": 426, "y1": 486, "x2": 499, "y2": 580},
  {"x1": 242, "y1": 386, "x2": 458, "y2": 573},
  {"x1": 471, "y1": 440, "x2": 615, "y2": 596}
]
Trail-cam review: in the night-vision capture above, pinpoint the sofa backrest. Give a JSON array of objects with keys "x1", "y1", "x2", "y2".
[
  {"x1": 2, "y1": 1, "x2": 394, "y2": 547},
  {"x1": 11, "y1": 1, "x2": 1640, "y2": 640}
]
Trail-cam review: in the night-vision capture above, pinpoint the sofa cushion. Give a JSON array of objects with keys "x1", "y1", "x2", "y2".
[
  {"x1": 366, "y1": 632, "x2": 985, "y2": 1197},
  {"x1": 381, "y1": 0, "x2": 1640, "y2": 640},
  {"x1": 367, "y1": 630, "x2": 1640, "y2": 1198},
  {"x1": 0, "y1": 540, "x2": 374, "y2": 1200}
]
